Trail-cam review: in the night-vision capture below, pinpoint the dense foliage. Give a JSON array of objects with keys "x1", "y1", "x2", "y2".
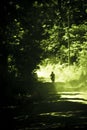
[{"x1": 0, "y1": 0, "x2": 87, "y2": 97}]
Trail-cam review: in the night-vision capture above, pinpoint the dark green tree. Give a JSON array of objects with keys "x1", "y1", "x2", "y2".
[
  {"x1": 0, "y1": 0, "x2": 45, "y2": 98},
  {"x1": 0, "y1": 0, "x2": 87, "y2": 99},
  {"x1": 0, "y1": 0, "x2": 20, "y2": 98}
]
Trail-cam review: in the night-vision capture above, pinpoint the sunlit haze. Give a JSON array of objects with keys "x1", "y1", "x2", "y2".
[{"x1": 36, "y1": 63, "x2": 81, "y2": 82}]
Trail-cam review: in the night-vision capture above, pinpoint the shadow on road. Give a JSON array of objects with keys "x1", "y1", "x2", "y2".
[{"x1": 1, "y1": 82, "x2": 87, "y2": 129}]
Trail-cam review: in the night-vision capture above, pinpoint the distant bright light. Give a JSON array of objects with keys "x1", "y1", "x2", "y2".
[
  {"x1": 36, "y1": 63, "x2": 81, "y2": 83},
  {"x1": 37, "y1": 71, "x2": 47, "y2": 77}
]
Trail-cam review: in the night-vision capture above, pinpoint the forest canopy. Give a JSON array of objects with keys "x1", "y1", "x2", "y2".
[{"x1": 0, "y1": 0, "x2": 87, "y2": 97}]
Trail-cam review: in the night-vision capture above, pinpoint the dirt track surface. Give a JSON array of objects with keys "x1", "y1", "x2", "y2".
[{"x1": 1, "y1": 82, "x2": 87, "y2": 129}]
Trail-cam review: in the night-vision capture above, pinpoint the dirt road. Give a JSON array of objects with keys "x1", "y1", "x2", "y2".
[{"x1": 1, "y1": 82, "x2": 87, "y2": 129}]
